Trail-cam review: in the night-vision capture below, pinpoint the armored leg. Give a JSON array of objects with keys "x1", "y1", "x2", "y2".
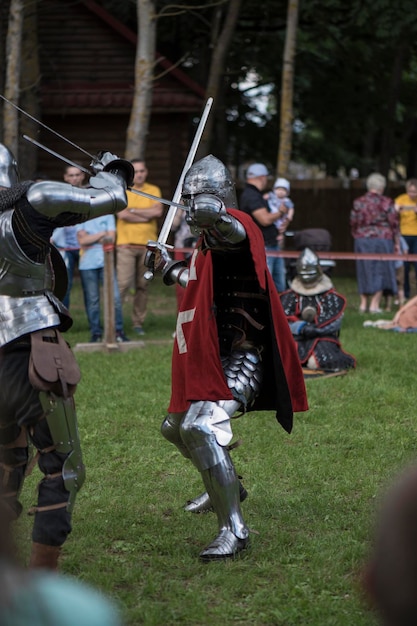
[
  {"x1": 180, "y1": 400, "x2": 249, "y2": 560},
  {"x1": 26, "y1": 392, "x2": 85, "y2": 559},
  {"x1": 184, "y1": 480, "x2": 248, "y2": 514},
  {"x1": 198, "y1": 458, "x2": 249, "y2": 561},
  {"x1": 0, "y1": 424, "x2": 29, "y2": 520},
  {"x1": 183, "y1": 348, "x2": 263, "y2": 517},
  {"x1": 0, "y1": 345, "x2": 38, "y2": 521},
  {"x1": 21, "y1": 386, "x2": 84, "y2": 567},
  {"x1": 37, "y1": 391, "x2": 85, "y2": 515},
  {"x1": 160, "y1": 412, "x2": 190, "y2": 459},
  {"x1": 162, "y1": 410, "x2": 247, "y2": 513},
  {"x1": 29, "y1": 542, "x2": 61, "y2": 570}
]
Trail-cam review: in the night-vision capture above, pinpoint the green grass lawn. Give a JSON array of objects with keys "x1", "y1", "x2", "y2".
[{"x1": 17, "y1": 273, "x2": 417, "y2": 625}]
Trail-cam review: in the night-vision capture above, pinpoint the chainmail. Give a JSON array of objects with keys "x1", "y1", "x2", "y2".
[
  {"x1": 280, "y1": 290, "x2": 345, "y2": 327},
  {"x1": 309, "y1": 338, "x2": 355, "y2": 371},
  {"x1": 0, "y1": 181, "x2": 33, "y2": 211}
]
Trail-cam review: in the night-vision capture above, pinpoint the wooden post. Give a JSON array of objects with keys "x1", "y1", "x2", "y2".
[{"x1": 102, "y1": 237, "x2": 116, "y2": 345}]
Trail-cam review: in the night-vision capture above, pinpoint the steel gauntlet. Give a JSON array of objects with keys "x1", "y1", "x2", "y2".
[
  {"x1": 186, "y1": 193, "x2": 246, "y2": 244},
  {"x1": 186, "y1": 193, "x2": 226, "y2": 230}
]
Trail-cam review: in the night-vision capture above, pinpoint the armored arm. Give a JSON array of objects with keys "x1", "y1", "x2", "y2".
[
  {"x1": 186, "y1": 194, "x2": 246, "y2": 245},
  {"x1": 163, "y1": 259, "x2": 189, "y2": 287},
  {"x1": 145, "y1": 240, "x2": 190, "y2": 287},
  {"x1": 148, "y1": 193, "x2": 247, "y2": 287},
  {"x1": 291, "y1": 317, "x2": 343, "y2": 338},
  {"x1": 26, "y1": 154, "x2": 132, "y2": 220},
  {"x1": 26, "y1": 172, "x2": 127, "y2": 220}
]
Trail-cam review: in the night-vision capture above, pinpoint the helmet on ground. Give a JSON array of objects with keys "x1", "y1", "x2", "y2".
[
  {"x1": 0, "y1": 144, "x2": 19, "y2": 188},
  {"x1": 182, "y1": 154, "x2": 237, "y2": 208},
  {"x1": 296, "y1": 248, "x2": 323, "y2": 284}
]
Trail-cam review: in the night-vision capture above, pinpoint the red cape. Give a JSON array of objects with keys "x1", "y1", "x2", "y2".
[{"x1": 168, "y1": 209, "x2": 308, "y2": 432}]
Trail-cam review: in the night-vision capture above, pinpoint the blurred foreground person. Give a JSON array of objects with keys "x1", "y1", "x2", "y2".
[
  {"x1": 363, "y1": 464, "x2": 417, "y2": 626},
  {"x1": 147, "y1": 155, "x2": 308, "y2": 561},
  {"x1": 0, "y1": 497, "x2": 122, "y2": 626},
  {"x1": 280, "y1": 248, "x2": 356, "y2": 374},
  {"x1": 0, "y1": 143, "x2": 131, "y2": 569}
]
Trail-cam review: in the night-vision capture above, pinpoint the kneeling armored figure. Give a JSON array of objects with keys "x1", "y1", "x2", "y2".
[{"x1": 280, "y1": 248, "x2": 356, "y2": 373}]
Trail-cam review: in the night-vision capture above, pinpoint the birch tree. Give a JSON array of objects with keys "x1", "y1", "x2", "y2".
[
  {"x1": 276, "y1": 0, "x2": 298, "y2": 178},
  {"x1": 125, "y1": 0, "x2": 156, "y2": 160}
]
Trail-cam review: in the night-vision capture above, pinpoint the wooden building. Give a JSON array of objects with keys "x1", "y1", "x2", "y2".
[{"x1": 29, "y1": 0, "x2": 205, "y2": 197}]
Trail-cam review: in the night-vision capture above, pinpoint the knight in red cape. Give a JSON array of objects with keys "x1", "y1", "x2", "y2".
[{"x1": 148, "y1": 155, "x2": 308, "y2": 561}]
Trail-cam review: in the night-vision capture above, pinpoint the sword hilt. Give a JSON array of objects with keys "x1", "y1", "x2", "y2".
[{"x1": 144, "y1": 241, "x2": 174, "y2": 281}]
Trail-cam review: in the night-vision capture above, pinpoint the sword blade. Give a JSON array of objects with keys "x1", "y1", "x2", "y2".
[
  {"x1": 23, "y1": 135, "x2": 91, "y2": 175},
  {"x1": 1, "y1": 94, "x2": 95, "y2": 159},
  {"x1": 24, "y1": 134, "x2": 189, "y2": 211},
  {"x1": 157, "y1": 96, "x2": 213, "y2": 246},
  {"x1": 128, "y1": 187, "x2": 188, "y2": 211},
  {"x1": 143, "y1": 97, "x2": 213, "y2": 282}
]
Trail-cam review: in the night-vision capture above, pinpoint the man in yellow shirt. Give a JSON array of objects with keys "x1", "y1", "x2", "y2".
[
  {"x1": 395, "y1": 178, "x2": 417, "y2": 300},
  {"x1": 116, "y1": 159, "x2": 163, "y2": 335}
]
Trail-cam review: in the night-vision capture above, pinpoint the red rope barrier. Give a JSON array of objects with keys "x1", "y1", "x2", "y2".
[{"x1": 174, "y1": 247, "x2": 417, "y2": 262}]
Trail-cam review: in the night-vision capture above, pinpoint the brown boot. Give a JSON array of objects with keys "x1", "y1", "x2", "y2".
[{"x1": 29, "y1": 542, "x2": 60, "y2": 570}]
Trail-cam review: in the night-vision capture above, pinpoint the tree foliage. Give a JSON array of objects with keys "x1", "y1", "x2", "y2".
[
  {"x1": 3, "y1": 0, "x2": 417, "y2": 177},
  {"x1": 147, "y1": 0, "x2": 417, "y2": 177},
  {"x1": 290, "y1": 0, "x2": 417, "y2": 176}
]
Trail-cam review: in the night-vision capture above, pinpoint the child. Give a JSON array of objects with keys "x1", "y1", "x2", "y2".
[
  {"x1": 265, "y1": 177, "x2": 295, "y2": 244},
  {"x1": 264, "y1": 177, "x2": 295, "y2": 292}
]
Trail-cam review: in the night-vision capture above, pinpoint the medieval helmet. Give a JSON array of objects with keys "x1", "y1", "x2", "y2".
[
  {"x1": 296, "y1": 247, "x2": 323, "y2": 284},
  {"x1": 182, "y1": 154, "x2": 237, "y2": 208},
  {"x1": 0, "y1": 144, "x2": 19, "y2": 188}
]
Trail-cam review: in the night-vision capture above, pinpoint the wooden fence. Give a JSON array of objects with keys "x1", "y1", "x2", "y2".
[{"x1": 283, "y1": 178, "x2": 405, "y2": 276}]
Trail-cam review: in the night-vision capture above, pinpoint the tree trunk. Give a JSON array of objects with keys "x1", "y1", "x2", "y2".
[
  {"x1": 125, "y1": 0, "x2": 156, "y2": 161},
  {"x1": 4, "y1": 0, "x2": 24, "y2": 156},
  {"x1": 379, "y1": 38, "x2": 408, "y2": 177},
  {"x1": 20, "y1": 0, "x2": 40, "y2": 179},
  {"x1": 197, "y1": 0, "x2": 242, "y2": 160},
  {"x1": 276, "y1": 0, "x2": 299, "y2": 179},
  {"x1": 0, "y1": 1, "x2": 9, "y2": 141}
]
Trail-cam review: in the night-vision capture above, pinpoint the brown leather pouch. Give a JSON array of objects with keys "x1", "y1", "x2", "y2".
[{"x1": 29, "y1": 329, "x2": 81, "y2": 397}]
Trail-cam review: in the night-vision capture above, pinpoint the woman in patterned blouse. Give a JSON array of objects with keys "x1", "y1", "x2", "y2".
[{"x1": 350, "y1": 173, "x2": 399, "y2": 313}]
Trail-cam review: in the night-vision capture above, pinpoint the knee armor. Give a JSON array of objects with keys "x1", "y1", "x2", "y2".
[
  {"x1": 38, "y1": 392, "x2": 85, "y2": 513},
  {"x1": 161, "y1": 412, "x2": 191, "y2": 459},
  {"x1": 180, "y1": 348, "x2": 263, "y2": 471}
]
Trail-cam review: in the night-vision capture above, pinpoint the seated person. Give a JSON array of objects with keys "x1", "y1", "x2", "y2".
[
  {"x1": 363, "y1": 294, "x2": 417, "y2": 332},
  {"x1": 280, "y1": 248, "x2": 356, "y2": 372}
]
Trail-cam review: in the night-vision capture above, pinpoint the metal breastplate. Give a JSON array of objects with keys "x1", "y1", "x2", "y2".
[
  {"x1": 0, "y1": 210, "x2": 63, "y2": 346},
  {"x1": 0, "y1": 210, "x2": 53, "y2": 295}
]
